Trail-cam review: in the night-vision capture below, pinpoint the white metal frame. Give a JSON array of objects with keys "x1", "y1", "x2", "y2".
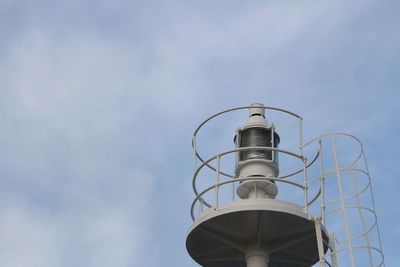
[
  {"x1": 303, "y1": 133, "x2": 385, "y2": 267},
  {"x1": 189, "y1": 105, "x2": 385, "y2": 267}
]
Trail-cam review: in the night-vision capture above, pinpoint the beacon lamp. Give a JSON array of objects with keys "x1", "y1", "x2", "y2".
[{"x1": 234, "y1": 103, "x2": 280, "y2": 199}]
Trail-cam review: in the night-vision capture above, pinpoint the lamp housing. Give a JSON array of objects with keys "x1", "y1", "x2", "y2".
[{"x1": 235, "y1": 124, "x2": 280, "y2": 178}]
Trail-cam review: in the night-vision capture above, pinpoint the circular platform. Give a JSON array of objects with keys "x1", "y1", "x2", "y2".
[{"x1": 186, "y1": 199, "x2": 328, "y2": 267}]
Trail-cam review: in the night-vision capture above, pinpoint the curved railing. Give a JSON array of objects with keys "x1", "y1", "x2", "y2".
[
  {"x1": 191, "y1": 175, "x2": 306, "y2": 220},
  {"x1": 191, "y1": 105, "x2": 309, "y2": 219},
  {"x1": 192, "y1": 105, "x2": 303, "y2": 178},
  {"x1": 190, "y1": 146, "x2": 313, "y2": 219}
]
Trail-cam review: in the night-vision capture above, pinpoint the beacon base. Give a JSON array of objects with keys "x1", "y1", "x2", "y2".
[{"x1": 186, "y1": 199, "x2": 329, "y2": 267}]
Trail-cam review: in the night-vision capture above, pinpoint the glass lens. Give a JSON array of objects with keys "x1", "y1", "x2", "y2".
[
  {"x1": 240, "y1": 128, "x2": 271, "y2": 161},
  {"x1": 274, "y1": 134, "x2": 279, "y2": 166}
]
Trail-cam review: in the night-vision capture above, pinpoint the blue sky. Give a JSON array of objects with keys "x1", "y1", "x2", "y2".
[{"x1": 0, "y1": 0, "x2": 398, "y2": 266}]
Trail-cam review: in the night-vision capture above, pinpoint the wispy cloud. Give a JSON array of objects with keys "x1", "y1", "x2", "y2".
[{"x1": 0, "y1": 0, "x2": 398, "y2": 266}]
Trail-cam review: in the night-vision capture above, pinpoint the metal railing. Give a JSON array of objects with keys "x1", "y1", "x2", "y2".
[
  {"x1": 190, "y1": 146, "x2": 308, "y2": 220},
  {"x1": 189, "y1": 105, "x2": 385, "y2": 267},
  {"x1": 304, "y1": 133, "x2": 385, "y2": 267}
]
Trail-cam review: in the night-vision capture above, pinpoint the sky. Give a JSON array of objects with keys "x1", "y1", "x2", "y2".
[{"x1": 0, "y1": 0, "x2": 399, "y2": 266}]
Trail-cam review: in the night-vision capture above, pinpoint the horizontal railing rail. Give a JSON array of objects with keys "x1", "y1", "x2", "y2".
[{"x1": 192, "y1": 146, "x2": 307, "y2": 210}]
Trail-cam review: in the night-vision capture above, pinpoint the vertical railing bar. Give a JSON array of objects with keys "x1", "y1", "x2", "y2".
[
  {"x1": 303, "y1": 157, "x2": 309, "y2": 213},
  {"x1": 272, "y1": 126, "x2": 275, "y2": 164},
  {"x1": 299, "y1": 118, "x2": 303, "y2": 156},
  {"x1": 331, "y1": 135, "x2": 356, "y2": 267},
  {"x1": 362, "y1": 151, "x2": 386, "y2": 266},
  {"x1": 318, "y1": 139, "x2": 326, "y2": 225},
  {"x1": 353, "y1": 169, "x2": 374, "y2": 266},
  {"x1": 214, "y1": 155, "x2": 220, "y2": 209}
]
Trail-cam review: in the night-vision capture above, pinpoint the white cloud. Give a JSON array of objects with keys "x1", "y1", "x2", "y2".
[
  {"x1": 0, "y1": 28, "x2": 158, "y2": 267},
  {"x1": 0, "y1": 206, "x2": 58, "y2": 267}
]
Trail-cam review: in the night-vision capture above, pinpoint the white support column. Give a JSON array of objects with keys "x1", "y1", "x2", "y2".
[
  {"x1": 245, "y1": 250, "x2": 269, "y2": 267},
  {"x1": 329, "y1": 233, "x2": 338, "y2": 267},
  {"x1": 314, "y1": 217, "x2": 327, "y2": 267}
]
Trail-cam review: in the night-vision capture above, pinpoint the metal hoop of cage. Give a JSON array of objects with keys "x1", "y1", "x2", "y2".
[{"x1": 303, "y1": 133, "x2": 385, "y2": 267}]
